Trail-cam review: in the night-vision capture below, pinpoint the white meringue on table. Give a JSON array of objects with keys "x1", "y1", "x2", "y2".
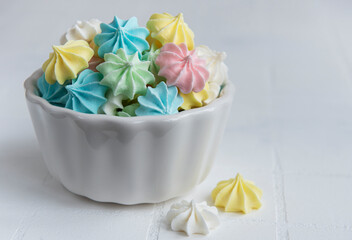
[
  {"x1": 196, "y1": 45, "x2": 229, "y2": 104},
  {"x1": 60, "y1": 18, "x2": 102, "y2": 44},
  {"x1": 166, "y1": 200, "x2": 220, "y2": 236}
]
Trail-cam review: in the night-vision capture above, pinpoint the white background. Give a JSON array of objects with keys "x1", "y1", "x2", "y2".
[{"x1": 1, "y1": 0, "x2": 352, "y2": 239}]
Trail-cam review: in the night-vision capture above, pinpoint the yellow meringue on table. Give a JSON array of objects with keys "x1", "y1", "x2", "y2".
[
  {"x1": 42, "y1": 40, "x2": 94, "y2": 85},
  {"x1": 212, "y1": 173, "x2": 263, "y2": 213}
]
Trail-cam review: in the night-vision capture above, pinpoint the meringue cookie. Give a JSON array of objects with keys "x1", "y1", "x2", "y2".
[
  {"x1": 147, "y1": 13, "x2": 194, "y2": 50},
  {"x1": 117, "y1": 103, "x2": 139, "y2": 117},
  {"x1": 65, "y1": 69, "x2": 108, "y2": 114},
  {"x1": 146, "y1": 34, "x2": 162, "y2": 50},
  {"x1": 97, "y1": 49, "x2": 155, "y2": 100},
  {"x1": 135, "y1": 81, "x2": 183, "y2": 116},
  {"x1": 99, "y1": 90, "x2": 124, "y2": 115},
  {"x1": 156, "y1": 43, "x2": 209, "y2": 94},
  {"x1": 141, "y1": 46, "x2": 165, "y2": 84},
  {"x1": 206, "y1": 82, "x2": 222, "y2": 105},
  {"x1": 212, "y1": 173, "x2": 263, "y2": 213},
  {"x1": 180, "y1": 83, "x2": 209, "y2": 110},
  {"x1": 167, "y1": 200, "x2": 220, "y2": 236},
  {"x1": 196, "y1": 45, "x2": 229, "y2": 104},
  {"x1": 141, "y1": 46, "x2": 160, "y2": 76},
  {"x1": 37, "y1": 73, "x2": 69, "y2": 106},
  {"x1": 89, "y1": 40, "x2": 100, "y2": 57},
  {"x1": 60, "y1": 19, "x2": 102, "y2": 44},
  {"x1": 42, "y1": 40, "x2": 94, "y2": 85},
  {"x1": 94, "y1": 16, "x2": 149, "y2": 58}
]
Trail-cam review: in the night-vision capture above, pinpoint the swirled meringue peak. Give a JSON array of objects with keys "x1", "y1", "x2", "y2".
[
  {"x1": 196, "y1": 45, "x2": 228, "y2": 104},
  {"x1": 166, "y1": 200, "x2": 220, "y2": 236},
  {"x1": 60, "y1": 19, "x2": 102, "y2": 45},
  {"x1": 141, "y1": 45, "x2": 165, "y2": 84},
  {"x1": 156, "y1": 43, "x2": 209, "y2": 94},
  {"x1": 212, "y1": 173, "x2": 263, "y2": 213},
  {"x1": 94, "y1": 16, "x2": 149, "y2": 58},
  {"x1": 42, "y1": 40, "x2": 94, "y2": 85},
  {"x1": 99, "y1": 90, "x2": 124, "y2": 115},
  {"x1": 135, "y1": 81, "x2": 183, "y2": 116},
  {"x1": 65, "y1": 69, "x2": 108, "y2": 114},
  {"x1": 37, "y1": 14, "x2": 229, "y2": 115},
  {"x1": 37, "y1": 73, "x2": 69, "y2": 107},
  {"x1": 97, "y1": 49, "x2": 155, "y2": 99},
  {"x1": 180, "y1": 83, "x2": 209, "y2": 110},
  {"x1": 147, "y1": 13, "x2": 195, "y2": 50}
]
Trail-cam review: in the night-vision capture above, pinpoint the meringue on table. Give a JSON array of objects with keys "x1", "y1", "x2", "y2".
[
  {"x1": 166, "y1": 200, "x2": 220, "y2": 236},
  {"x1": 212, "y1": 173, "x2": 263, "y2": 213}
]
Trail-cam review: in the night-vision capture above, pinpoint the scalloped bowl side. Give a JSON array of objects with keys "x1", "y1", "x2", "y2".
[{"x1": 24, "y1": 69, "x2": 235, "y2": 204}]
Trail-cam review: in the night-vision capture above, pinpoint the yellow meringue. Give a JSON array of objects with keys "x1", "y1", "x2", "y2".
[
  {"x1": 146, "y1": 34, "x2": 162, "y2": 49},
  {"x1": 180, "y1": 83, "x2": 209, "y2": 110},
  {"x1": 212, "y1": 173, "x2": 263, "y2": 213},
  {"x1": 147, "y1": 13, "x2": 195, "y2": 50},
  {"x1": 89, "y1": 40, "x2": 100, "y2": 57},
  {"x1": 42, "y1": 40, "x2": 94, "y2": 85}
]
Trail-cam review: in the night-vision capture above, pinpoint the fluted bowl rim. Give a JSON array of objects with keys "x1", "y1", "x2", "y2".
[{"x1": 24, "y1": 69, "x2": 235, "y2": 124}]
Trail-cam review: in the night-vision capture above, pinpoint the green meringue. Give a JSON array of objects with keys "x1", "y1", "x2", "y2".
[
  {"x1": 97, "y1": 49, "x2": 155, "y2": 100},
  {"x1": 141, "y1": 46, "x2": 165, "y2": 85},
  {"x1": 117, "y1": 103, "x2": 139, "y2": 117},
  {"x1": 142, "y1": 46, "x2": 160, "y2": 75}
]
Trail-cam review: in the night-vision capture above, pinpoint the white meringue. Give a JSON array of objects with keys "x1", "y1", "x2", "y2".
[
  {"x1": 196, "y1": 45, "x2": 229, "y2": 104},
  {"x1": 166, "y1": 200, "x2": 220, "y2": 236},
  {"x1": 60, "y1": 19, "x2": 102, "y2": 44},
  {"x1": 206, "y1": 82, "x2": 222, "y2": 105},
  {"x1": 99, "y1": 91, "x2": 124, "y2": 116}
]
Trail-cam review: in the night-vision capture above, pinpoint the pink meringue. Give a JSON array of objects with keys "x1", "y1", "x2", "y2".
[{"x1": 156, "y1": 43, "x2": 209, "y2": 94}]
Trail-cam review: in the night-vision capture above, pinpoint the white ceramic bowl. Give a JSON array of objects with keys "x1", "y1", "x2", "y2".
[{"x1": 24, "y1": 69, "x2": 234, "y2": 204}]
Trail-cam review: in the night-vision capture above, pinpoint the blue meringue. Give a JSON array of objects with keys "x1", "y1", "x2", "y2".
[
  {"x1": 94, "y1": 16, "x2": 149, "y2": 58},
  {"x1": 37, "y1": 73, "x2": 69, "y2": 106},
  {"x1": 65, "y1": 69, "x2": 108, "y2": 114},
  {"x1": 136, "y1": 81, "x2": 183, "y2": 116}
]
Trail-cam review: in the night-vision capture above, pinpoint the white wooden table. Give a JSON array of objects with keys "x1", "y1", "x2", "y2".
[{"x1": 1, "y1": 0, "x2": 352, "y2": 239}]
